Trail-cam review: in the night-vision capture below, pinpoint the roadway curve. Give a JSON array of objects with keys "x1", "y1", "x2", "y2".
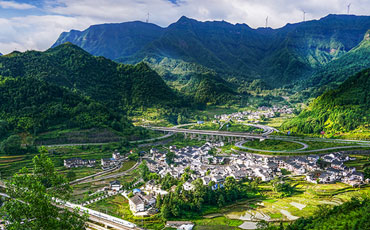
[
  {"x1": 150, "y1": 126, "x2": 370, "y2": 144},
  {"x1": 79, "y1": 161, "x2": 141, "y2": 184},
  {"x1": 150, "y1": 127, "x2": 370, "y2": 153},
  {"x1": 234, "y1": 139, "x2": 309, "y2": 153},
  {"x1": 242, "y1": 123, "x2": 280, "y2": 135},
  {"x1": 234, "y1": 140, "x2": 370, "y2": 154}
]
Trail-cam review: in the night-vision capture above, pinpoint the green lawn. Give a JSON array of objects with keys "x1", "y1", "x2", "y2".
[
  {"x1": 242, "y1": 139, "x2": 303, "y2": 151},
  {"x1": 194, "y1": 216, "x2": 242, "y2": 230}
]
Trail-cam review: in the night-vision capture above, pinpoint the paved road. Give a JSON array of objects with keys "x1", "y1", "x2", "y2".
[
  {"x1": 80, "y1": 161, "x2": 141, "y2": 184},
  {"x1": 234, "y1": 140, "x2": 369, "y2": 154},
  {"x1": 150, "y1": 126, "x2": 370, "y2": 145},
  {"x1": 242, "y1": 123, "x2": 280, "y2": 135}
]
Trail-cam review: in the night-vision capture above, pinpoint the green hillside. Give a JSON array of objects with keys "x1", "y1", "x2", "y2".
[
  {"x1": 302, "y1": 30, "x2": 370, "y2": 98},
  {"x1": 282, "y1": 69, "x2": 370, "y2": 136},
  {"x1": 0, "y1": 76, "x2": 131, "y2": 135},
  {"x1": 0, "y1": 43, "x2": 180, "y2": 109}
]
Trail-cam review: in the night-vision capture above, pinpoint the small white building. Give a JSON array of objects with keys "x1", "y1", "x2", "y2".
[{"x1": 128, "y1": 194, "x2": 145, "y2": 213}]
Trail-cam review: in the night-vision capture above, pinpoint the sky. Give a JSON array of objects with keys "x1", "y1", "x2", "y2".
[{"x1": 0, "y1": 0, "x2": 369, "y2": 54}]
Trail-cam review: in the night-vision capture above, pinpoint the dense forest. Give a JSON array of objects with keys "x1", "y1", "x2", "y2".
[
  {"x1": 0, "y1": 76, "x2": 132, "y2": 135},
  {"x1": 0, "y1": 43, "x2": 181, "y2": 109},
  {"x1": 282, "y1": 69, "x2": 370, "y2": 135},
  {"x1": 261, "y1": 197, "x2": 370, "y2": 230}
]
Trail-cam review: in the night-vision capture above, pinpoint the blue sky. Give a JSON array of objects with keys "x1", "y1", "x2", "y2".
[{"x1": 0, "y1": 0, "x2": 369, "y2": 54}]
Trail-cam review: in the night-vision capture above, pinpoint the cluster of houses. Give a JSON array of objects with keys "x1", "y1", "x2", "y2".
[
  {"x1": 303, "y1": 153, "x2": 365, "y2": 186},
  {"x1": 258, "y1": 105, "x2": 293, "y2": 114},
  {"x1": 232, "y1": 152, "x2": 366, "y2": 187},
  {"x1": 64, "y1": 150, "x2": 124, "y2": 170},
  {"x1": 213, "y1": 106, "x2": 293, "y2": 123},
  {"x1": 146, "y1": 142, "x2": 227, "y2": 185},
  {"x1": 63, "y1": 158, "x2": 96, "y2": 168},
  {"x1": 145, "y1": 144, "x2": 367, "y2": 192},
  {"x1": 101, "y1": 150, "x2": 123, "y2": 169}
]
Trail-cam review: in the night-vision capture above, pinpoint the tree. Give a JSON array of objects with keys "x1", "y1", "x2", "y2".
[
  {"x1": 161, "y1": 204, "x2": 171, "y2": 220},
  {"x1": 139, "y1": 161, "x2": 150, "y2": 181},
  {"x1": 0, "y1": 135, "x2": 22, "y2": 155},
  {"x1": 156, "y1": 194, "x2": 162, "y2": 209},
  {"x1": 128, "y1": 153, "x2": 139, "y2": 161},
  {"x1": 177, "y1": 114, "x2": 184, "y2": 125},
  {"x1": 0, "y1": 120, "x2": 8, "y2": 139},
  {"x1": 66, "y1": 171, "x2": 77, "y2": 181},
  {"x1": 1, "y1": 154, "x2": 88, "y2": 229},
  {"x1": 166, "y1": 151, "x2": 175, "y2": 164},
  {"x1": 364, "y1": 167, "x2": 370, "y2": 180},
  {"x1": 217, "y1": 194, "x2": 225, "y2": 207}
]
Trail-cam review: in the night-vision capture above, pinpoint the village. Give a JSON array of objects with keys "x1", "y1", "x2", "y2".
[
  {"x1": 124, "y1": 143, "x2": 367, "y2": 216},
  {"x1": 213, "y1": 105, "x2": 293, "y2": 122},
  {"x1": 61, "y1": 140, "x2": 367, "y2": 225}
]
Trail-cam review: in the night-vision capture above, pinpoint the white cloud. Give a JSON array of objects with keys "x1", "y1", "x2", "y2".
[
  {"x1": 0, "y1": 1, "x2": 36, "y2": 10},
  {"x1": 0, "y1": 0, "x2": 370, "y2": 54},
  {"x1": 0, "y1": 15, "x2": 95, "y2": 54}
]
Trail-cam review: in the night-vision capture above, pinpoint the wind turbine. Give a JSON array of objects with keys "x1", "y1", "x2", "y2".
[
  {"x1": 146, "y1": 12, "x2": 150, "y2": 23},
  {"x1": 347, "y1": 3, "x2": 351, "y2": 14},
  {"x1": 265, "y1": 16, "x2": 269, "y2": 28},
  {"x1": 302, "y1": 10, "x2": 306, "y2": 22}
]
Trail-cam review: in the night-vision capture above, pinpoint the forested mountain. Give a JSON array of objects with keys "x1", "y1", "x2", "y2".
[
  {"x1": 54, "y1": 21, "x2": 164, "y2": 61},
  {"x1": 0, "y1": 43, "x2": 181, "y2": 109},
  {"x1": 180, "y1": 73, "x2": 236, "y2": 105},
  {"x1": 282, "y1": 68, "x2": 370, "y2": 135},
  {"x1": 0, "y1": 76, "x2": 131, "y2": 134},
  {"x1": 301, "y1": 30, "x2": 370, "y2": 97},
  {"x1": 53, "y1": 14, "x2": 370, "y2": 87}
]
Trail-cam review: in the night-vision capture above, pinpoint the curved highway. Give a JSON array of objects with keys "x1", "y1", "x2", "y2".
[{"x1": 149, "y1": 126, "x2": 370, "y2": 154}]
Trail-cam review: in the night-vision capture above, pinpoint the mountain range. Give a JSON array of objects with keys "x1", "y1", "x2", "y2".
[{"x1": 53, "y1": 14, "x2": 370, "y2": 89}]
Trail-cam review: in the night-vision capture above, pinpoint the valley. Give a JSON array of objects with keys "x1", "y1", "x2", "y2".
[{"x1": 0, "y1": 7, "x2": 370, "y2": 230}]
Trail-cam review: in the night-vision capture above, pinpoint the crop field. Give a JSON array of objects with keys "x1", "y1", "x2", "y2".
[
  {"x1": 0, "y1": 145, "x2": 114, "y2": 178},
  {"x1": 223, "y1": 176, "x2": 370, "y2": 225}
]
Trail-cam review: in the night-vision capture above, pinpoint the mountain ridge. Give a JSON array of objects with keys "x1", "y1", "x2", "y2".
[{"x1": 52, "y1": 14, "x2": 370, "y2": 87}]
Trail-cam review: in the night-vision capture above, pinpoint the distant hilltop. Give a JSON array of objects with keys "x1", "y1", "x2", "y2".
[{"x1": 52, "y1": 14, "x2": 370, "y2": 89}]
